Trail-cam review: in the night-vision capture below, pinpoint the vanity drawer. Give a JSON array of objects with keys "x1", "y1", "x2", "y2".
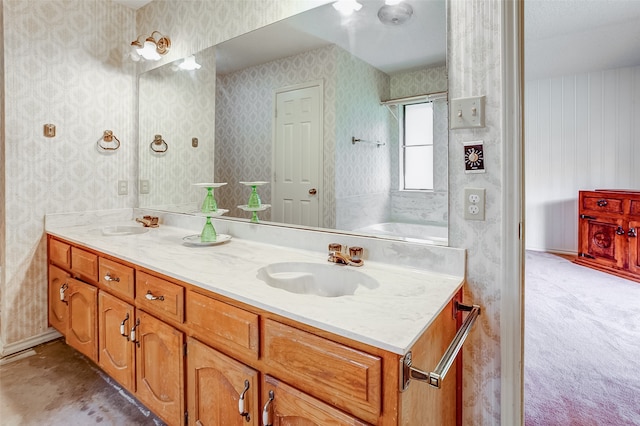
[
  {"x1": 99, "y1": 257, "x2": 135, "y2": 301},
  {"x1": 136, "y1": 271, "x2": 184, "y2": 323},
  {"x1": 581, "y1": 193, "x2": 625, "y2": 215},
  {"x1": 71, "y1": 246, "x2": 98, "y2": 281},
  {"x1": 49, "y1": 238, "x2": 71, "y2": 269},
  {"x1": 186, "y1": 290, "x2": 259, "y2": 360},
  {"x1": 263, "y1": 319, "x2": 381, "y2": 423}
]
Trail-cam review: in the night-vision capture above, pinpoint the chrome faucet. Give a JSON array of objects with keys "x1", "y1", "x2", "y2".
[{"x1": 327, "y1": 243, "x2": 364, "y2": 267}]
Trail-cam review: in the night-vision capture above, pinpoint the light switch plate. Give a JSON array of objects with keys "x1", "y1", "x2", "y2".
[
  {"x1": 118, "y1": 180, "x2": 128, "y2": 196},
  {"x1": 450, "y1": 96, "x2": 486, "y2": 129},
  {"x1": 464, "y1": 188, "x2": 485, "y2": 220},
  {"x1": 139, "y1": 179, "x2": 150, "y2": 194}
]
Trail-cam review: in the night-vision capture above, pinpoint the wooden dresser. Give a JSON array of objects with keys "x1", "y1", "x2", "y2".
[{"x1": 574, "y1": 190, "x2": 640, "y2": 283}]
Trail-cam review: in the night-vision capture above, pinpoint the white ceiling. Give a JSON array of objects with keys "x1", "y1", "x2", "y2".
[
  {"x1": 216, "y1": 0, "x2": 446, "y2": 75},
  {"x1": 525, "y1": 0, "x2": 640, "y2": 80}
]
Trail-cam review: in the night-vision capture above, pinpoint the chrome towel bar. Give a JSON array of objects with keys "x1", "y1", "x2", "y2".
[{"x1": 400, "y1": 302, "x2": 481, "y2": 391}]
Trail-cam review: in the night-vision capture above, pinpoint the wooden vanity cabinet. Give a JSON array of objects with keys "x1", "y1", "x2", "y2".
[
  {"x1": 262, "y1": 374, "x2": 369, "y2": 426},
  {"x1": 65, "y1": 276, "x2": 98, "y2": 362},
  {"x1": 48, "y1": 264, "x2": 70, "y2": 334},
  {"x1": 98, "y1": 291, "x2": 136, "y2": 392},
  {"x1": 134, "y1": 310, "x2": 185, "y2": 426},
  {"x1": 48, "y1": 236, "x2": 461, "y2": 426},
  {"x1": 575, "y1": 190, "x2": 640, "y2": 282},
  {"x1": 187, "y1": 337, "x2": 260, "y2": 426}
]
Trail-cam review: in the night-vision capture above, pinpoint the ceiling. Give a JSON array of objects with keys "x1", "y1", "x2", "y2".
[
  {"x1": 116, "y1": 0, "x2": 640, "y2": 80},
  {"x1": 525, "y1": 0, "x2": 640, "y2": 80}
]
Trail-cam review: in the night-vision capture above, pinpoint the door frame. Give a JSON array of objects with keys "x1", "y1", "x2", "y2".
[
  {"x1": 501, "y1": 0, "x2": 525, "y2": 424},
  {"x1": 271, "y1": 80, "x2": 324, "y2": 228}
]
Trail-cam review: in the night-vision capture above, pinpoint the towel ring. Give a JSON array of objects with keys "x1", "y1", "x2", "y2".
[
  {"x1": 150, "y1": 134, "x2": 168, "y2": 153},
  {"x1": 97, "y1": 130, "x2": 120, "y2": 151}
]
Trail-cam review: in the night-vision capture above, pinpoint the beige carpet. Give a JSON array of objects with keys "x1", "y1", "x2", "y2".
[
  {"x1": 0, "y1": 338, "x2": 164, "y2": 425},
  {"x1": 525, "y1": 251, "x2": 640, "y2": 425}
]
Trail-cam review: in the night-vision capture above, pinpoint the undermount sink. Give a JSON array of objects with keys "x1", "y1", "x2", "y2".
[
  {"x1": 101, "y1": 225, "x2": 150, "y2": 236},
  {"x1": 256, "y1": 262, "x2": 379, "y2": 297}
]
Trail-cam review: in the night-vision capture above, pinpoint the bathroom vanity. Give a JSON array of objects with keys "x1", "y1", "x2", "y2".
[{"x1": 46, "y1": 220, "x2": 466, "y2": 426}]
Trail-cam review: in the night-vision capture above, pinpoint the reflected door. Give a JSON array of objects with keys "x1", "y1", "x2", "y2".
[{"x1": 272, "y1": 82, "x2": 323, "y2": 227}]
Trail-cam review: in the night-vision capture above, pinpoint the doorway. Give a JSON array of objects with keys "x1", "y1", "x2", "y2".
[{"x1": 272, "y1": 81, "x2": 323, "y2": 227}]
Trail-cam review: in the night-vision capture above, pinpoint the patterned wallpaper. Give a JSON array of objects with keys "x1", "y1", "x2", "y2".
[
  {"x1": 449, "y1": 0, "x2": 503, "y2": 423},
  {"x1": 2, "y1": 0, "x2": 136, "y2": 350},
  {"x1": 138, "y1": 46, "x2": 216, "y2": 211},
  {"x1": 2, "y1": 0, "x2": 509, "y2": 424}
]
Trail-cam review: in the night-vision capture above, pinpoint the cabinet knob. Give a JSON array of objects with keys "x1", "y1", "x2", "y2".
[
  {"x1": 629, "y1": 228, "x2": 637, "y2": 238},
  {"x1": 59, "y1": 282, "x2": 69, "y2": 302},
  {"x1": 308, "y1": 188, "x2": 317, "y2": 195},
  {"x1": 120, "y1": 313, "x2": 130, "y2": 337},
  {"x1": 616, "y1": 226, "x2": 625, "y2": 235},
  {"x1": 130, "y1": 318, "x2": 140, "y2": 347},
  {"x1": 597, "y1": 199, "x2": 608, "y2": 207}
]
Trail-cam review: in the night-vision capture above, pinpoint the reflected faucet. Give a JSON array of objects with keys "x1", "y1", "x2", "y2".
[{"x1": 327, "y1": 243, "x2": 364, "y2": 267}]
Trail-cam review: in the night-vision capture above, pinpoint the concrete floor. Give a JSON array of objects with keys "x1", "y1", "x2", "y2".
[{"x1": 0, "y1": 339, "x2": 165, "y2": 425}]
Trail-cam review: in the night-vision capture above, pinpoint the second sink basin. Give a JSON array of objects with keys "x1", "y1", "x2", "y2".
[
  {"x1": 256, "y1": 262, "x2": 379, "y2": 297},
  {"x1": 102, "y1": 225, "x2": 150, "y2": 236}
]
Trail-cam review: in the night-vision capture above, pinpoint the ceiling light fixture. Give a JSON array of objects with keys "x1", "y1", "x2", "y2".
[
  {"x1": 179, "y1": 55, "x2": 201, "y2": 71},
  {"x1": 130, "y1": 31, "x2": 171, "y2": 61},
  {"x1": 332, "y1": 0, "x2": 363, "y2": 16},
  {"x1": 378, "y1": 2, "x2": 413, "y2": 25}
]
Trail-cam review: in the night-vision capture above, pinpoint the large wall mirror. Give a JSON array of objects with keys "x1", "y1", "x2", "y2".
[{"x1": 138, "y1": 0, "x2": 448, "y2": 245}]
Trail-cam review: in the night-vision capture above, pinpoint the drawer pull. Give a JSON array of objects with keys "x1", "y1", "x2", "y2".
[
  {"x1": 401, "y1": 302, "x2": 480, "y2": 391},
  {"x1": 238, "y1": 379, "x2": 251, "y2": 421},
  {"x1": 616, "y1": 226, "x2": 626, "y2": 235},
  {"x1": 629, "y1": 228, "x2": 637, "y2": 238},
  {"x1": 120, "y1": 313, "x2": 130, "y2": 337},
  {"x1": 262, "y1": 390, "x2": 274, "y2": 426},
  {"x1": 59, "y1": 282, "x2": 69, "y2": 303},
  {"x1": 597, "y1": 199, "x2": 608, "y2": 207},
  {"x1": 104, "y1": 273, "x2": 120, "y2": 282},
  {"x1": 145, "y1": 290, "x2": 164, "y2": 301}
]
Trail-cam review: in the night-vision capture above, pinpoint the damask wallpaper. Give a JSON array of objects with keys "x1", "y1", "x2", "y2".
[{"x1": 1, "y1": 0, "x2": 508, "y2": 424}]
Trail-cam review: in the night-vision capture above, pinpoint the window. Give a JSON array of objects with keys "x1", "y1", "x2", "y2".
[{"x1": 401, "y1": 101, "x2": 434, "y2": 190}]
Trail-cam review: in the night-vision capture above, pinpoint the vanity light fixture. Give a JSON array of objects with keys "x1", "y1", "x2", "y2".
[
  {"x1": 178, "y1": 55, "x2": 201, "y2": 70},
  {"x1": 130, "y1": 31, "x2": 171, "y2": 61},
  {"x1": 332, "y1": 0, "x2": 362, "y2": 15}
]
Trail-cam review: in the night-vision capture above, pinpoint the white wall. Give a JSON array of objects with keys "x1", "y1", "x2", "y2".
[{"x1": 525, "y1": 66, "x2": 640, "y2": 253}]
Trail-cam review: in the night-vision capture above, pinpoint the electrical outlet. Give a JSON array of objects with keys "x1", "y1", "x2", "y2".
[
  {"x1": 118, "y1": 180, "x2": 128, "y2": 196},
  {"x1": 140, "y1": 179, "x2": 150, "y2": 194},
  {"x1": 464, "y1": 188, "x2": 485, "y2": 220}
]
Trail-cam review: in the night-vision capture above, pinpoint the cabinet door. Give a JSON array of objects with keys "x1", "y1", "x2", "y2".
[
  {"x1": 187, "y1": 337, "x2": 259, "y2": 426},
  {"x1": 578, "y1": 216, "x2": 626, "y2": 269},
  {"x1": 262, "y1": 375, "x2": 369, "y2": 426},
  {"x1": 628, "y1": 220, "x2": 640, "y2": 274},
  {"x1": 48, "y1": 264, "x2": 70, "y2": 334},
  {"x1": 66, "y1": 277, "x2": 98, "y2": 362},
  {"x1": 98, "y1": 291, "x2": 135, "y2": 392},
  {"x1": 135, "y1": 311, "x2": 185, "y2": 426}
]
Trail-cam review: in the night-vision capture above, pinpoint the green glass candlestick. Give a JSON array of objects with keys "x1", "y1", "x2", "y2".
[
  {"x1": 200, "y1": 217, "x2": 217, "y2": 242},
  {"x1": 247, "y1": 185, "x2": 261, "y2": 208},
  {"x1": 201, "y1": 187, "x2": 218, "y2": 213}
]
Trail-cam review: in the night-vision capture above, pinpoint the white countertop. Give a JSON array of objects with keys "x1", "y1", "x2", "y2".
[{"x1": 47, "y1": 221, "x2": 464, "y2": 355}]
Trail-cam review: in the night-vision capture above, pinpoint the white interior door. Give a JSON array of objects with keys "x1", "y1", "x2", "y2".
[{"x1": 272, "y1": 82, "x2": 323, "y2": 227}]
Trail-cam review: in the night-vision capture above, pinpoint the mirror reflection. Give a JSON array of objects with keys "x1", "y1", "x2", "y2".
[{"x1": 138, "y1": 0, "x2": 448, "y2": 245}]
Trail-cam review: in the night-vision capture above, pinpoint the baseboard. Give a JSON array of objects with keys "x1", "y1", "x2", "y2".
[{"x1": 0, "y1": 329, "x2": 62, "y2": 358}]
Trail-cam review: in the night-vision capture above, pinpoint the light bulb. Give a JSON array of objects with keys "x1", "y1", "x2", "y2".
[
  {"x1": 179, "y1": 55, "x2": 201, "y2": 70},
  {"x1": 332, "y1": 0, "x2": 362, "y2": 15}
]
